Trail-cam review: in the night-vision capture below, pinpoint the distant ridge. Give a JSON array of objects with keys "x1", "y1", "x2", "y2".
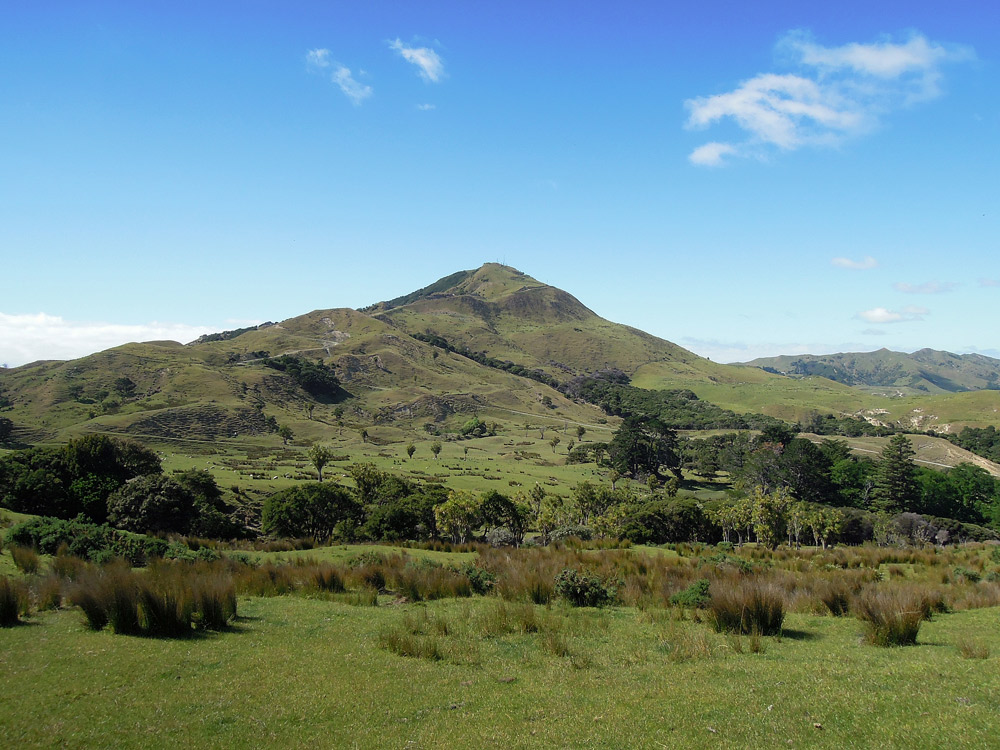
[{"x1": 742, "y1": 348, "x2": 1000, "y2": 394}]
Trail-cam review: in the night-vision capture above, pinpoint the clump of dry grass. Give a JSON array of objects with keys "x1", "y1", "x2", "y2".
[
  {"x1": 707, "y1": 579, "x2": 784, "y2": 636},
  {"x1": 853, "y1": 587, "x2": 925, "y2": 646}
]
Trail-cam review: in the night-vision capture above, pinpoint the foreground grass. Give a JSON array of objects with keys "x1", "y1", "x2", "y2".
[{"x1": 2, "y1": 595, "x2": 998, "y2": 748}]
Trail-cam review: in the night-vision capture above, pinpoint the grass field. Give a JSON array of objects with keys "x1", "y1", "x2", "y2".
[{"x1": 2, "y1": 540, "x2": 1000, "y2": 748}]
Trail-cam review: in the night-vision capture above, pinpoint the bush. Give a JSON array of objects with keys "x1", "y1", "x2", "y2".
[
  {"x1": 669, "y1": 578, "x2": 711, "y2": 609},
  {"x1": 461, "y1": 563, "x2": 496, "y2": 595},
  {"x1": 5, "y1": 517, "x2": 167, "y2": 566},
  {"x1": 554, "y1": 568, "x2": 616, "y2": 607},
  {"x1": 549, "y1": 525, "x2": 594, "y2": 543},
  {"x1": 854, "y1": 588, "x2": 924, "y2": 646},
  {"x1": 708, "y1": 580, "x2": 785, "y2": 635}
]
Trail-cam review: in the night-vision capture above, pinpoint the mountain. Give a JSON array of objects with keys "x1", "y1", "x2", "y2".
[
  {"x1": 742, "y1": 348, "x2": 1000, "y2": 395},
  {"x1": 3, "y1": 263, "x2": 1000, "y2": 445},
  {"x1": 365, "y1": 263, "x2": 706, "y2": 377}
]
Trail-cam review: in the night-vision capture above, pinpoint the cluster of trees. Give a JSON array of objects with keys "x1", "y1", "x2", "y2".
[
  {"x1": 799, "y1": 411, "x2": 894, "y2": 437},
  {"x1": 262, "y1": 355, "x2": 342, "y2": 399},
  {"x1": 410, "y1": 332, "x2": 561, "y2": 389},
  {"x1": 681, "y1": 430, "x2": 1000, "y2": 529},
  {"x1": 0, "y1": 435, "x2": 242, "y2": 537},
  {"x1": 945, "y1": 425, "x2": 1000, "y2": 463}
]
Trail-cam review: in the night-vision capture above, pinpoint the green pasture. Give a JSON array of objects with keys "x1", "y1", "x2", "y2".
[{"x1": 2, "y1": 587, "x2": 998, "y2": 748}]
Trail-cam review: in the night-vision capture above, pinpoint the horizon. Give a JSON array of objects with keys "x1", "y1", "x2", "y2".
[{"x1": 2, "y1": 2, "x2": 997, "y2": 367}]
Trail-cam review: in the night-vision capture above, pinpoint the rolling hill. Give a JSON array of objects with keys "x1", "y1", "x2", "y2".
[
  {"x1": 3, "y1": 263, "x2": 1000, "y2": 447},
  {"x1": 742, "y1": 348, "x2": 1000, "y2": 395}
]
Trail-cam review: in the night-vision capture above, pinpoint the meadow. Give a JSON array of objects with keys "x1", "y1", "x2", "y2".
[{"x1": 2, "y1": 532, "x2": 999, "y2": 748}]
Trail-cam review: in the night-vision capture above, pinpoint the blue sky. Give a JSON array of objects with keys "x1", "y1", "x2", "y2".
[{"x1": 1, "y1": 1, "x2": 997, "y2": 366}]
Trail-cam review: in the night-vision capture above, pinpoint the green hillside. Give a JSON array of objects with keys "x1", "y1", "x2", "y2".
[
  {"x1": 3, "y1": 262, "x2": 1000, "y2": 450},
  {"x1": 0, "y1": 303, "x2": 609, "y2": 446},
  {"x1": 743, "y1": 348, "x2": 1000, "y2": 394}
]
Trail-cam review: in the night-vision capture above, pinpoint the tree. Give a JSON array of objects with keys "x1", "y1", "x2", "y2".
[
  {"x1": 550, "y1": 436, "x2": 561, "y2": 453},
  {"x1": 479, "y1": 490, "x2": 529, "y2": 545},
  {"x1": 608, "y1": 416, "x2": 681, "y2": 480},
  {"x1": 434, "y1": 490, "x2": 482, "y2": 543},
  {"x1": 748, "y1": 486, "x2": 794, "y2": 549},
  {"x1": 359, "y1": 428, "x2": 369, "y2": 444},
  {"x1": 871, "y1": 435, "x2": 919, "y2": 514},
  {"x1": 278, "y1": 425, "x2": 294, "y2": 445},
  {"x1": 431, "y1": 441, "x2": 442, "y2": 460},
  {"x1": 779, "y1": 438, "x2": 833, "y2": 504},
  {"x1": 406, "y1": 444, "x2": 416, "y2": 460},
  {"x1": 0, "y1": 417, "x2": 13, "y2": 444},
  {"x1": 307, "y1": 443, "x2": 333, "y2": 482},
  {"x1": 576, "y1": 425, "x2": 586, "y2": 440},
  {"x1": 262, "y1": 483, "x2": 362, "y2": 542},
  {"x1": 106, "y1": 475, "x2": 197, "y2": 534}
]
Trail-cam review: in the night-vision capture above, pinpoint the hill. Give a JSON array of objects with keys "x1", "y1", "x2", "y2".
[
  {"x1": 742, "y1": 348, "x2": 1000, "y2": 395},
  {"x1": 3, "y1": 263, "x2": 1000, "y2": 447}
]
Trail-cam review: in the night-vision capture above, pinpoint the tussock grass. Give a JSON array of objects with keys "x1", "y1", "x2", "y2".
[
  {"x1": 0, "y1": 576, "x2": 24, "y2": 626},
  {"x1": 10, "y1": 545, "x2": 40, "y2": 574},
  {"x1": 956, "y1": 636, "x2": 990, "y2": 660},
  {"x1": 707, "y1": 579, "x2": 785, "y2": 635},
  {"x1": 854, "y1": 588, "x2": 925, "y2": 646}
]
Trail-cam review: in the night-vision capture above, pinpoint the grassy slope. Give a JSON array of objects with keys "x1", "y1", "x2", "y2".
[
  {"x1": 2, "y1": 593, "x2": 997, "y2": 748},
  {"x1": 633, "y1": 361, "x2": 1000, "y2": 431}
]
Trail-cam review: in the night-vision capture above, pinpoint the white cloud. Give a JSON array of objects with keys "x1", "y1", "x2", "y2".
[
  {"x1": 856, "y1": 306, "x2": 927, "y2": 324},
  {"x1": 306, "y1": 48, "x2": 331, "y2": 70},
  {"x1": 331, "y1": 65, "x2": 373, "y2": 105},
  {"x1": 417, "y1": 103, "x2": 436, "y2": 111},
  {"x1": 979, "y1": 278, "x2": 1000, "y2": 287},
  {"x1": 0, "y1": 313, "x2": 224, "y2": 368},
  {"x1": 893, "y1": 280, "x2": 957, "y2": 294},
  {"x1": 389, "y1": 39, "x2": 445, "y2": 83},
  {"x1": 305, "y1": 49, "x2": 372, "y2": 105},
  {"x1": 832, "y1": 255, "x2": 878, "y2": 269},
  {"x1": 688, "y1": 141, "x2": 738, "y2": 166},
  {"x1": 686, "y1": 31, "x2": 973, "y2": 165}
]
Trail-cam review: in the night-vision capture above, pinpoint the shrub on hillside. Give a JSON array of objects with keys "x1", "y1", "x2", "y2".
[
  {"x1": 669, "y1": 578, "x2": 711, "y2": 609},
  {"x1": 5, "y1": 517, "x2": 167, "y2": 565},
  {"x1": 554, "y1": 567, "x2": 616, "y2": 607}
]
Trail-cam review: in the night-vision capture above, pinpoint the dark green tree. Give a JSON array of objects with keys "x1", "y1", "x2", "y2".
[
  {"x1": 262, "y1": 483, "x2": 362, "y2": 541},
  {"x1": 608, "y1": 416, "x2": 681, "y2": 480},
  {"x1": 106, "y1": 475, "x2": 197, "y2": 534},
  {"x1": 871, "y1": 434, "x2": 919, "y2": 514}
]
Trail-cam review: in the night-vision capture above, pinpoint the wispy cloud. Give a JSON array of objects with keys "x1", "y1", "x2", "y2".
[
  {"x1": 0, "y1": 313, "x2": 224, "y2": 368},
  {"x1": 305, "y1": 48, "x2": 373, "y2": 105},
  {"x1": 688, "y1": 142, "x2": 737, "y2": 167},
  {"x1": 856, "y1": 305, "x2": 928, "y2": 324},
  {"x1": 389, "y1": 39, "x2": 445, "y2": 83},
  {"x1": 832, "y1": 255, "x2": 878, "y2": 270},
  {"x1": 685, "y1": 31, "x2": 973, "y2": 166},
  {"x1": 979, "y1": 278, "x2": 1000, "y2": 287},
  {"x1": 893, "y1": 280, "x2": 957, "y2": 294},
  {"x1": 417, "y1": 103, "x2": 436, "y2": 111}
]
